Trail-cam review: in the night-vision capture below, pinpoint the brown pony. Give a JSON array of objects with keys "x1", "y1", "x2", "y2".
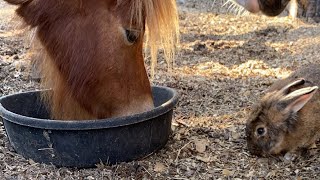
[{"x1": 4, "y1": 0, "x2": 179, "y2": 120}]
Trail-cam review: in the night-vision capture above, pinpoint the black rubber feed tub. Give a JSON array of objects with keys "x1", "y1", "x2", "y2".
[{"x1": 0, "y1": 86, "x2": 178, "y2": 168}]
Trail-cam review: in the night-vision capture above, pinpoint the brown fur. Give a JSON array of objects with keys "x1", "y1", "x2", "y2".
[
  {"x1": 6, "y1": 0, "x2": 179, "y2": 120},
  {"x1": 258, "y1": 0, "x2": 291, "y2": 16},
  {"x1": 230, "y1": 0, "x2": 291, "y2": 16},
  {"x1": 298, "y1": 0, "x2": 309, "y2": 12},
  {"x1": 246, "y1": 64, "x2": 320, "y2": 156}
]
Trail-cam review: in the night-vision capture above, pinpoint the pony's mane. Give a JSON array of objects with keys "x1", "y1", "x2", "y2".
[{"x1": 128, "y1": 0, "x2": 179, "y2": 77}]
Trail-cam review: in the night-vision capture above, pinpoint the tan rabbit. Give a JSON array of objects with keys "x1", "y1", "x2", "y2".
[{"x1": 246, "y1": 64, "x2": 320, "y2": 156}]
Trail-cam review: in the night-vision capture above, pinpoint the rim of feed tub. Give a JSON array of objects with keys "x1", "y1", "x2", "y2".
[{"x1": 0, "y1": 86, "x2": 178, "y2": 130}]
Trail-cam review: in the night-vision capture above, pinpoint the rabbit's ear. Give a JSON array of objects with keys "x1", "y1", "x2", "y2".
[
  {"x1": 281, "y1": 86, "x2": 318, "y2": 113},
  {"x1": 279, "y1": 78, "x2": 305, "y2": 95}
]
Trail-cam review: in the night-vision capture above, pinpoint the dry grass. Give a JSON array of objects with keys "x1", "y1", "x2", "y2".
[{"x1": 1, "y1": 0, "x2": 320, "y2": 179}]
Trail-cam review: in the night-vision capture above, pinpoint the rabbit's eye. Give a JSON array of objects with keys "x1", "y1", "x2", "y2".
[{"x1": 257, "y1": 128, "x2": 266, "y2": 136}]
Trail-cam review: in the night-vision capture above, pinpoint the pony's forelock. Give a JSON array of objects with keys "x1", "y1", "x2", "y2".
[{"x1": 129, "y1": 0, "x2": 179, "y2": 78}]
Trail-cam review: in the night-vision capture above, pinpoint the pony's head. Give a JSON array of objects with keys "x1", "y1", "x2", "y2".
[{"x1": 7, "y1": 0, "x2": 179, "y2": 120}]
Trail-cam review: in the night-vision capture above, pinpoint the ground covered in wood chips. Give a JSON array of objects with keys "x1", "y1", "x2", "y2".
[{"x1": 1, "y1": 0, "x2": 320, "y2": 179}]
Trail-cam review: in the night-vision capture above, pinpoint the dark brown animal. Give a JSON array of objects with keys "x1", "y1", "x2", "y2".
[
  {"x1": 232, "y1": 0, "x2": 291, "y2": 16},
  {"x1": 246, "y1": 64, "x2": 320, "y2": 156},
  {"x1": 4, "y1": 0, "x2": 179, "y2": 120}
]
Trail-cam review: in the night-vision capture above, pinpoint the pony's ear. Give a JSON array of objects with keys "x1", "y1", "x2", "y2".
[
  {"x1": 280, "y1": 86, "x2": 318, "y2": 113},
  {"x1": 4, "y1": 0, "x2": 29, "y2": 5}
]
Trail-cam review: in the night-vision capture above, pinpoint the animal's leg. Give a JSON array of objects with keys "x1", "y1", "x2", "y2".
[
  {"x1": 311, "y1": 0, "x2": 320, "y2": 22},
  {"x1": 287, "y1": 0, "x2": 298, "y2": 18},
  {"x1": 316, "y1": 0, "x2": 320, "y2": 16}
]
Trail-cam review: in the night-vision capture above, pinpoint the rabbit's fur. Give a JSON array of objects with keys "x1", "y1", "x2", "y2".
[{"x1": 246, "y1": 64, "x2": 320, "y2": 156}]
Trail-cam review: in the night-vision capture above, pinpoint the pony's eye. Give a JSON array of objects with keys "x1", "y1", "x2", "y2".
[
  {"x1": 257, "y1": 127, "x2": 266, "y2": 136},
  {"x1": 125, "y1": 29, "x2": 140, "y2": 45}
]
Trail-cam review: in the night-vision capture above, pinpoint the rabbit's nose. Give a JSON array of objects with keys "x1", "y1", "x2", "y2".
[{"x1": 247, "y1": 144, "x2": 263, "y2": 156}]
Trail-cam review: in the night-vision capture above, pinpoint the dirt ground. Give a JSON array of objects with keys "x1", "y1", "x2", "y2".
[{"x1": 1, "y1": 0, "x2": 320, "y2": 179}]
